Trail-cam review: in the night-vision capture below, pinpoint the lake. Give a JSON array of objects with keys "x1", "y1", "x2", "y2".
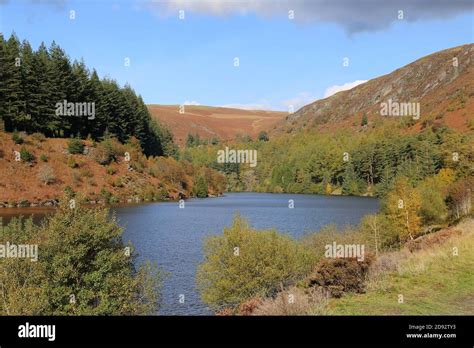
[{"x1": 0, "y1": 192, "x2": 379, "y2": 315}]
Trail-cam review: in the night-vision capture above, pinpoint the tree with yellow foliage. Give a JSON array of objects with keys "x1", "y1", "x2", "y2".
[{"x1": 383, "y1": 177, "x2": 422, "y2": 241}]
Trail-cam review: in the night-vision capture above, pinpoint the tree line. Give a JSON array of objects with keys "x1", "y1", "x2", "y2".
[
  {"x1": 184, "y1": 122, "x2": 472, "y2": 199},
  {"x1": 0, "y1": 33, "x2": 175, "y2": 156}
]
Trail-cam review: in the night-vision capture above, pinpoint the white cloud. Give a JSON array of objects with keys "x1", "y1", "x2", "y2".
[
  {"x1": 281, "y1": 92, "x2": 318, "y2": 112},
  {"x1": 141, "y1": 0, "x2": 472, "y2": 33},
  {"x1": 221, "y1": 101, "x2": 273, "y2": 110},
  {"x1": 183, "y1": 100, "x2": 201, "y2": 105},
  {"x1": 323, "y1": 80, "x2": 367, "y2": 98}
]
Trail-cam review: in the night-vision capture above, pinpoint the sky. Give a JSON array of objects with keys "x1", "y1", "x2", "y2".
[{"x1": 0, "y1": 0, "x2": 473, "y2": 111}]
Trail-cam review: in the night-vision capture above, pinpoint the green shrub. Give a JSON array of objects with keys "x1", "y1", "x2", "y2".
[
  {"x1": 155, "y1": 188, "x2": 169, "y2": 200},
  {"x1": 67, "y1": 156, "x2": 78, "y2": 168},
  {"x1": 100, "y1": 188, "x2": 117, "y2": 204},
  {"x1": 12, "y1": 131, "x2": 24, "y2": 144},
  {"x1": 40, "y1": 154, "x2": 48, "y2": 162},
  {"x1": 106, "y1": 166, "x2": 117, "y2": 175},
  {"x1": 64, "y1": 185, "x2": 75, "y2": 198},
  {"x1": 0, "y1": 204, "x2": 163, "y2": 315},
  {"x1": 258, "y1": 131, "x2": 269, "y2": 142},
  {"x1": 196, "y1": 215, "x2": 316, "y2": 310},
  {"x1": 67, "y1": 138, "x2": 85, "y2": 154},
  {"x1": 194, "y1": 176, "x2": 208, "y2": 198},
  {"x1": 20, "y1": 147, "x2": 34, "y2": 162},
  {"x1": 112, "y1": 178, "x2": 124, "y2": 188}
]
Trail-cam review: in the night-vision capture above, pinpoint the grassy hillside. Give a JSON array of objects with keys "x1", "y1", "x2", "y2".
[
  {"x1": 0, "y1": 130, "x2": 225, "y2": 206},
  {"x1": 148, "y1": 104, "x2": 286, "y2": 146},
  {"x1": 328, "y1": 219, "x2": 474, "y2": 315},
  {"x1": 272, "y1": 44, "x2": 473, "y2": 135}
]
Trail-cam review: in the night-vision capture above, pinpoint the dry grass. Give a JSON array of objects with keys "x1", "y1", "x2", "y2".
[{"x1": 252, "y1": 286, "x2": 329, "y2": 316}]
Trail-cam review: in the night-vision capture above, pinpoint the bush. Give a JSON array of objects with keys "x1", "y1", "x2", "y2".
[
  {"x1": 93, "y1": 138, "x2": 123, "y2": 165},
  {"x1": 93, "y1": 147, "x2": 112, "y2": 165},
  {"x1": 79, "y1": 166, "x2": 94, "y2": 178},
  {"x1": 64, "y1": 185, "x2": 75, "y2": 198},
  {"x1": 31, "y1": 133, "x2": 46, "y2": 143},
  {"x1": 20, "y1": 147, "x2": 34, "y2": 162},
  {"x1": 100, "y1": 188, "x2": 117, "y2": 204},
  {"x1": 237, "y1": 297, "x2": 262, "y2": 315},
  {"x1": 67, "y1": 138, "x2": 85, "y2": 154},
  {"x1": 40, "y1": 154, "x2": 48, "y2": 162},
  {"x1": 307, "y1": 256, "x2": 374, "y2": 298},
  {"x1": 194, "y1": 176, "x2": 208, "y2": 198},
  {"x1": 258, "y1": 131, "x2": 269, "y2": 142},
  {"x1": 37, "y1": 165, "x2": 56, "y2": 185},
  {"x1": 359, "y1": 214, "x2": 400, "y2": 253},
  {"x1": 196, "y1": 215, "x2": 316, "y2": 310},
  {"x1": 67, "y1": 156, "x2": 78, "y2": 168},
  {"x1": 12, "y1": 131, "x2": 24, "y2": 144},
  {"x1": 111, "y1": 178, "x2": 124, "y2": 188},
  {"x1": 106, "y1": 166, "x2": 117, "y2": 175},
  {"x1": 0, "y1": 203, "x2": 163, "y2": 315},
  {"x1": 447, "y1": 177, "x2": 473, "y2": 219}
]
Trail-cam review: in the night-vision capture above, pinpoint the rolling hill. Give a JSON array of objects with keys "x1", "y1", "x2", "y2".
[{"x1": 148, "y1": 105, "x2": 286, "y2": 146}]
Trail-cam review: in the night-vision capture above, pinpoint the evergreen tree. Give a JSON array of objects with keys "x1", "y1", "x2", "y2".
[
  {"x1": 0, "y1": 34, "x2": 175, "y2": 157},
  {"x1": 342, "y1": 162, "x2": 362, "y2": 195},
  {"x1": 2, "y1": 34, "x2": 22, "y2": 131}
]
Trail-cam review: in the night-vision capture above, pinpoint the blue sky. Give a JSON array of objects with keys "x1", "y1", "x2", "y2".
[{"x1": 1, "y1": 0, "x2": 473, "y2": 110}]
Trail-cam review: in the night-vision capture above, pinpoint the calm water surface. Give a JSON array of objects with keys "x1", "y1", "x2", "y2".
[{"x1": 0, "y1": 192, "x2": 379, "y2": 315}]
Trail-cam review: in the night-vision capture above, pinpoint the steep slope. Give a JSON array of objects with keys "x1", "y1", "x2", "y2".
[
  {"x1": 273, "y1": 44, "x2": 473, "y2": 135},
  {"x1": 148, "y1": 105, "x2": 286, "y2": 146},
  {"x1": 0, "y1": 131, "x2": 225, "y2": 206}
]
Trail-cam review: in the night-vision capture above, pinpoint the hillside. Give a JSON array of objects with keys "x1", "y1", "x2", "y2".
[
  {"x1": 0, "y1": 131, "x2": 225, "y2": 207},
  {"x1": 329, "y1": 219, "x2": 474, "y2": 315},
  {"x1": 148, "y1": 105, "x2": 286, "y2": 146},
  {"x1": 273, "y1": 44, "x2": 474, "y2": 135}
]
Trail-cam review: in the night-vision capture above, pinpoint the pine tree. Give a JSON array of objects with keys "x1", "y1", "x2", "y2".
[
  {"x1": 0, "y1": 35, "x2": 174, "y2": 157},
  {"x1": 2, "y1": 34, "x2": 23, "y2": 131},
  {"x1": 342, "y1": 162, "x2": 362, "y2": 195}
]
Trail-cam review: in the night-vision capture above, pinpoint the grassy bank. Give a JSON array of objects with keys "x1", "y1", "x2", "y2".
[{"x1": 327, "y1": 219, "x2": 474, "y2": 315}]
